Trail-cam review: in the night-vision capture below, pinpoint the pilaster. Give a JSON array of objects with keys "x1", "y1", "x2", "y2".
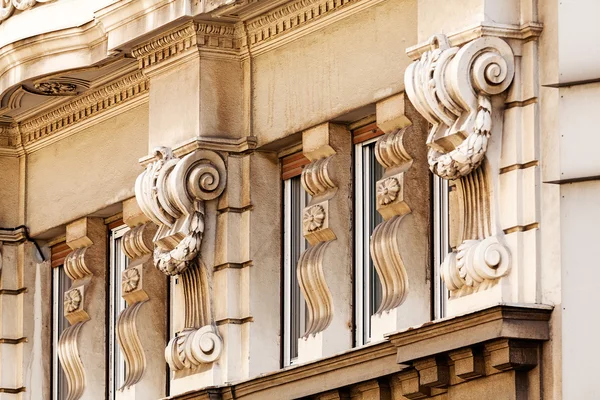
[
  {"x1": 57, "y1": 217, "x2": 107, "y2": 400},
  {"x1": 296, "y1": 122, "x2": 353, "y2": 363},
  {"x1": 369, "y1": 93, "x2": 431, "y2": 341},
  {"x1": 115, "y1": 198, "x2": 166, "y2": 400}
]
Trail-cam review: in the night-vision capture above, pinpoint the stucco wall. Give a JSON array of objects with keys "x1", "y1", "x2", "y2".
[
  {"x1": 251, "y1": 0, "x2": 417, "y2": 145},
  {"x1": 26, "y1": 103, "x2": 149, "y2": 235},
  {"x1": 0, "y1": 157, "x2": 19, "y2": 227}
]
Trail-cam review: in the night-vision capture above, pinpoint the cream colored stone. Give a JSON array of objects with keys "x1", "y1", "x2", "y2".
[{"x1": 376, "y1": 94, "x2": 411, "y2": 133}]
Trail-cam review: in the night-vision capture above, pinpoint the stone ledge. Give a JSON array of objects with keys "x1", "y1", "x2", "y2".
[
  {"x1": 165, "y1": 304, "x2": 553, "y2": 400},
  {"x1": 387, "y1": 304, "x2": 553, "y2": 364}
]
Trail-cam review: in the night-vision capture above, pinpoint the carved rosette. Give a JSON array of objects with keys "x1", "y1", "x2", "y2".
[
  {"x1": 405, "y1": 34, "x2": 514, "y2": 298},
  {"x1": 297, "y1": 152, "x2": 337, "y2": 337},
  {"x1": 134, "y1": 146, "x2": 227, "y2": 371}
]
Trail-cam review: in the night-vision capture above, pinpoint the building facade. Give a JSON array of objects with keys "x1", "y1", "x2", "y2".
[{"x1": 0, "y1": 0, "x2": 596, "y2": 399}]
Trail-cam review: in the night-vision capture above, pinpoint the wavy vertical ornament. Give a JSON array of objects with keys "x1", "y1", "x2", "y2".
[
  {"x1": 115, "y1": 222, "x2": 155, "y2": 389},
  {"x1": 57, "y1": 226, "x2": 97, "y2": 400},
  {"x1": 297, "y1": 153, "x2": 338, "y2": 337},
  {"x1": 134, "y1": 147, "x2": 227, "y2": 372},
  {"x1": 368, "y1": 127, "x2": 413, "y2": 314},
  {"x1": 405, "y1": 34, "x2": 514, "y2": 297}
]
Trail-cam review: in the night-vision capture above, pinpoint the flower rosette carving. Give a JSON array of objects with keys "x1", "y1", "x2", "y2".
[
  {"x1": 34, "y1": 82, "x2": 78, "y2": 96},
  {"x1": 64, "y1": 288, "x2": 82, "y2": 314},
  {"x1": 377, "y1": 177, "x2": 400, "y2": 206},
  {"x1": 303, "y1": 205, "x2": 325, "y2": 232},
  {"x1": 122, "y1": 268, "x2": 141, "y2": 293}
]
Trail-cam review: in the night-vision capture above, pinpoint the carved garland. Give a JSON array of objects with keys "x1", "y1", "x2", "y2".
[
  {"x1": 134, "y1": 147, "x2": 226, "y2": 371},
  {"x1": 404, "y1": 34, "x2": 514, "y2": 298}
]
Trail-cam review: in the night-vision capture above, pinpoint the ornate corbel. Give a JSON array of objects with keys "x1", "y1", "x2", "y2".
[
  {"x1": 116, "y1": 222, "x2": 155, "y2": 389},
  {"x1": 134, "y1": 147, "x2": 226, "y2": 372},
  {"x1": 405, "y1": 34, "x2": 514, "y2": 298},
  {"x1": 370, "y1": 128, "x2": 412, "y2": 314},
  {"x1": 57, "y1": 217, "x2": 105, "y2": 400}
]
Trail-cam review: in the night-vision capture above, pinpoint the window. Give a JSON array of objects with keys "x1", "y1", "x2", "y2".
[
  {"x1": 353, "y1": 124, "x2": 385, "y2": 346},
  {"x1": 51, "y1": 242, "x2": 72, "y2": 400},
  {"x1": 108, "y1": 225, "x2": 129, "y2": 398},
  {"x1": 281, "y1": 152, "x2": 310, "y2": 366},
  {"x1": 432, "y1": 176, "x2": 450, "y2": 319}
]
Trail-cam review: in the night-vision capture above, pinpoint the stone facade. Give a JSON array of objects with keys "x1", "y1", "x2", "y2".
[{"x1": 0, "y1": 0, "x2": 595, "y2": 399}]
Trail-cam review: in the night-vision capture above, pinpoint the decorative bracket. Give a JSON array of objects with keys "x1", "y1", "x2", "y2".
[
  {"x1": 404, "y1": 34, "x2": 514, "y2": 297},
  {"x1": 134, "y1": 147, "x2": 226, "y2": 372}
]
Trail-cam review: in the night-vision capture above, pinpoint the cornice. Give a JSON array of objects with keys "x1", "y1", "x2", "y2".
[
  {"x1": 138, "y1": 136, "x2": 257, "y2": 166},
  {"x1": 240, "y1": 0, "x2": 388, "y2": 56},
  {"x1": 0, "y1": 227, "x2": 27, "y2": 243},
  {"x1": 406, "y1": 22, "x2": 543, "y2": 60},
  {"x1": 131, "y1": 21, "x2": 239, "y2": 71},
  {"x1": 17, "y1": 71, "x2": 148, "y2": 154}
]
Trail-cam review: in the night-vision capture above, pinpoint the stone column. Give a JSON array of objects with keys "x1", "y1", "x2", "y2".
[{"x1": 296, "y1": 122, "x2": 353, "y2": 363}]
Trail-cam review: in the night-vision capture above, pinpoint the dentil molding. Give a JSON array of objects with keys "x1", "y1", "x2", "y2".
[
  {"x1": 405, "y1": 34, "x2": 514, "y2": 298},
  {"x1": 134, "y1": 146, "x2": 226, "y2": 372}
]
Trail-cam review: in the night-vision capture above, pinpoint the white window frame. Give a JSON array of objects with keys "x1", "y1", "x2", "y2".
[
  {"x1": 282, "y1": 176, "x2": 307, "y2": 366},
  {"x1": 108, "y1": 225, "x2": 129, "y2": 398},
  {"x1": 433, "y1": 175, "x2": 450, "y2": 319},
  {"x1": 354, "y1": 137, "x2": 384, "y2": 346},
  {"x1": 52, "y1": 265, "x2": 70, "y2": 400}
]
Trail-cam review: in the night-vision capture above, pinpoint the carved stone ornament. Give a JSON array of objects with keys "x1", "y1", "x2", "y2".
[
  {"x1": 122, "y1": 267, "x2": 140, "y2": 293},
  {"x1": 64, "y1": 288, "x2": 82, "y2": 314},
  {"x1": 298, "y1": 151, "x2": 337, "y2": 337},
  {"x1": 303, "y1": 204, "x2": 325, "y2": 232},
  {"x1": 0, "y1": 0, "x2": 50, "y2": 23},
  {"x1": 377, "y1": 177, "x2": 400, "y2": 206},
  {"x1": 405, "y1": 34, "x2": 514, "y2": 297},
  {"x1": 34, "y1": 82, "x2": 77, "y2": 96},
  {"x1": 135, "y1": 146, "x2": 226, "y2": 372}
]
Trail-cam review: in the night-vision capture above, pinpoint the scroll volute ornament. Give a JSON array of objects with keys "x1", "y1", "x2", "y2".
[
  {"x1": 405, "y1": 34, "x2": 514, "y2": 297},
  {"x1": 135, "y1": 147, "x2": 226, "y2": 371}
]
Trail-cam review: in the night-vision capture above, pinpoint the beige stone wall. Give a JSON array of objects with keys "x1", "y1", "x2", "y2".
[
  {"x1": 26, "y1": 103, "x2": 149, "y2": 236},
  {"x1": 0, "y1": 157, "x2": 19, "y2": 227},
  {"x1": 251, "y1": 0, "x2": 417, "y2": 144}
]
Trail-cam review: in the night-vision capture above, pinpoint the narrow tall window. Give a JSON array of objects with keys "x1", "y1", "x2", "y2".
[
  {"x1": 51, "y1": 242, "x2": 72, "y2": 400},
  {"x1": 353, "y1": 123, "x2": 385, "y2": 346},
  {"x1": 433, "y1": 176, "x2": 450, "y2": 319},
  {"x1": 108, "y1": 225, "x2": 129, "y2": 398},
  {"x1": 281, "y1": 152, "x2": 310, "y2": 366}
]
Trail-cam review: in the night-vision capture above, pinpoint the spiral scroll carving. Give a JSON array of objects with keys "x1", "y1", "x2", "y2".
[
  {"x1": 301, "y1": 156, "x2": 335, "y2": 197},
  {"x1": 405, "y1": 34, "x2": 514, "y2": 180},
  {"x1": 134, "y1": 146, "x2": 226, "y2": 371},
  {"x1": 405, "y1": 34, "x2": 514, "y2": 298}
]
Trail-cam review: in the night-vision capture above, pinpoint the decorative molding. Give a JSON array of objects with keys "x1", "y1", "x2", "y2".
[
  {"x1": 131, "y1": 21, "x2": 238, "y2": 71},
  {"x1": 406, "y1": 22, "x2": 543, "y2": 60},
  {"x1": 116, "y1": 222, "x2": 154, "y2": 389},
  {"x1": 57, "y1": 218, "x2": 103, "y2": 400},
  {"x1": 28, "y1": 77, "x2": 90, "y2": 97},
  {"x1": 0, "y1": 0, "x2": 51, "y2": 24},
  {"x1": 297, "y1": 124, "x2": 341, "y2": 337},
  {"x1": 297, "y1": 242, "x2": 333, "y2": 336},
  {"x1": 367, "y1": 125, "x2": 413, "y2": 314},
  {"x1": 134, "y1": 146, "x2": 227, "y2": 372},
  {"x1": 405, "y1": 34, "x2": 514, "y2": 298}
]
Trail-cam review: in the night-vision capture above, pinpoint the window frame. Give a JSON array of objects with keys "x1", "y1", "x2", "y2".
[
  {"x1": 108, "y1": 225, "x2": 129, "y2": 398},
  {"x1": 432, "y1": 175, "x2": 450, "y2": 320},
  {"x1": 353, "y1": 136, "x2": 385, "y2": 346}
]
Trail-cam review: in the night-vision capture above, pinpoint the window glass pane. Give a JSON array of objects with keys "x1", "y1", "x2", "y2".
[
  {"x1": 283, "y1": 175, "x2": 308, "y2": 364},
  {"x1": 54, "y1": 266, "x2": 71, "y2": 400}
]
